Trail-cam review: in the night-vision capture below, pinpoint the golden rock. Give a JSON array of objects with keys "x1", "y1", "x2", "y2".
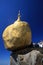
[{"x1": 2, "y1": 11, "x2": 32, "y2": 51}]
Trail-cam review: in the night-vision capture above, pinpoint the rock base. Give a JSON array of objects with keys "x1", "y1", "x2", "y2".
[{"x1": 10, "y1": 50, "x2": 43, "y2": 65}]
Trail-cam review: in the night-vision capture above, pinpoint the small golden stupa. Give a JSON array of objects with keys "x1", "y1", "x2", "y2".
[{"x1": 2, "y1": 11, "x2": 32, "y2": 51}]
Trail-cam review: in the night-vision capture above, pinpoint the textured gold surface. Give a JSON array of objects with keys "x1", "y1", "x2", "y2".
[{"x1": 2, "y1": 13, "x2": 32, "y2": 51}]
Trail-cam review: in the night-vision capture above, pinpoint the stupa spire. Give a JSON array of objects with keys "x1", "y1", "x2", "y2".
[{"x1": 17, "y1": 10, "x2": 21, "y2": 21}]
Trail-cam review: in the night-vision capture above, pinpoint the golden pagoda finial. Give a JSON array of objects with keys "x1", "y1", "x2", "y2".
[{"x1": 18, "y1": 10, "x2": 21, "y2": 21}]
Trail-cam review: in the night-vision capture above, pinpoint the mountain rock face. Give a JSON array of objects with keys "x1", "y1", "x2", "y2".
[{"x1": 10, "y1": 50, "x2": 43, "y2": 65}]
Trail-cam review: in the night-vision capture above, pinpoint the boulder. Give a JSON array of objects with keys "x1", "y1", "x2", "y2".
[{"x1": 2, "y1": 13, "x2": 32, "y2": 51}]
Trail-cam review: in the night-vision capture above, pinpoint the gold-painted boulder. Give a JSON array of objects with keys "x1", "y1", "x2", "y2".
[{"x1": 2, "y1": 12, "x2": 32, "y2": 51}]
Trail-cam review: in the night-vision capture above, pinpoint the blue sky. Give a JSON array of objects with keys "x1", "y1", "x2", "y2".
[{"x1": 0, "y1": 0, "x2": 43, "y2": 65}]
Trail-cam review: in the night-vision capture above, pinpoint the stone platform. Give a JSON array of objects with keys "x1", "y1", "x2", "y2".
[{"x1": 10, "y1": 50, "x2": 43, "y2": 65}]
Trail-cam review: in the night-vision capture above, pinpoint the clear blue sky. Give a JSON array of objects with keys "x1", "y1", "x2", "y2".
[{"x1": 0, "y1": 0, "x2": 43, "y2": 65}]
